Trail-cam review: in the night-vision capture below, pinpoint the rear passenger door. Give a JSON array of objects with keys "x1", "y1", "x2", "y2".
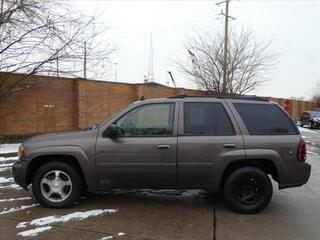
[{"x1": 177, "y1": 100, "x2": 245, "y2": 189}]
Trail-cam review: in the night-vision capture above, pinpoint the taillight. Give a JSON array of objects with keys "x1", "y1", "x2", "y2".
[{"x1": 297, "y1": 139, "x2": 306, "y2": 162}]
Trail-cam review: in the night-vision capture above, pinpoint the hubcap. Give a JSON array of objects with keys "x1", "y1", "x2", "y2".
[
  {"x1": 234, "y1": 175, "x2": 264, "y2": 205},
  {"x1": 40, "y1": 170, "x2": 72, "y2": 202}
]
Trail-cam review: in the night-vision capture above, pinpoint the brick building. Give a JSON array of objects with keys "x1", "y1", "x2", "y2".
[{"x1": 0, "y1": 72, "x2": 318, "y2": 137}]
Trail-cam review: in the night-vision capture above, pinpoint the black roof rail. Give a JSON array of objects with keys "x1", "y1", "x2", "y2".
[{"x1": 167, "y1": 94, "x2": 268, "y2": 102}]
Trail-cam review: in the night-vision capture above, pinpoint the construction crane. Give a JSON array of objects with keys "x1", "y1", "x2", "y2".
[{"x1": 167, "y1": 71, "x2": 177, "y2": 88}]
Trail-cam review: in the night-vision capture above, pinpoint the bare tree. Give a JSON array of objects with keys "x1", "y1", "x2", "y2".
[
  {"x1": 0, "y1": 0, "x2": 116, "y2": 102},
  {"x1": 177, "y1": 28, "x2": 274, "y2": 95}
]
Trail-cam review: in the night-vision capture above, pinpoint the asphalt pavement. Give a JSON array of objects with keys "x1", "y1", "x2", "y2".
[{"x1": 0, "y1": 126, "x2": 319, "y2": 240}]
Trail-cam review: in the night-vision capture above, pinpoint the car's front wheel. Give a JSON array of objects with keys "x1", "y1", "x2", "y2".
[
  {"x1": 32, "y1": 161, "x2": 81, "y2": 208},
  {"x1": 224, "y1": 167, "x2": 273, "y2": 214}
]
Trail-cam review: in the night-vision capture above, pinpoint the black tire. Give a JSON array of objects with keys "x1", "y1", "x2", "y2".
[
  {"x1": 309, "y1": 122, "x2": 314, "y2": 129},
  {"x1": 224, "y1": 167, "x2": 273, "y2": 214},
  {"x1": 32, "y1": 161, "x2": 81, "y2": 208}
]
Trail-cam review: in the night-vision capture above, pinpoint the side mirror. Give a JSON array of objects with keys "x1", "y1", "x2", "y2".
[{"x1": 103, "y1": 124, "x2": 117, "y2": 139}]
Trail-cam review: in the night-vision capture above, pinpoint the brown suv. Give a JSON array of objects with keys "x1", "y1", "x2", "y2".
[{"x1": 12, "y1": 95, "x2": 311, "y2": 213}]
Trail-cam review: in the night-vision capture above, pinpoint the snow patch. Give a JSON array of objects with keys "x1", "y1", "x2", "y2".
[
  {"x1": 0, "y1": 156, "x2": 18, "y2": 162},
  {"x1": 0, "y1": 204, "x2": 39, "y2": 215},
  {"x1": 0, "y1": 177, "x2": 13, "y2": 183},
  {"x1": 0, "y1": 183, "x2": 22, "y2": 190},
  {"x1": 0, "y1": 167, "x2": 12, "y2": 172},
  {"x1": 0, "y1": 163, "x2": 14, "y2": 168},
  {"x1": 25, "y1": 209, "x2": 117, "y2": 227},
  {"x1": 98, "y1": 232, "x2": 125, "y2": 240},
  {"x1": 99, "y1": 236, "x2": 113, "y2": 240},
  {"x1": 0, "y1": 144, "x2": 20, "y2": 154},
  {"x1": 298, "y1": 127, "x2": 315, "y2": 133},
  {"x1": 0, "y1": 197, "x2": 32, "y2": 203},
  {"x1": 16, "y1": 209, "x2": 118, "y2": 237},
  {"x1": 17, "y1": 226, "x2": 52, "y2": 237},
  {"x1": 17, "y1": 222, "x2": 28, "y2": 229}
]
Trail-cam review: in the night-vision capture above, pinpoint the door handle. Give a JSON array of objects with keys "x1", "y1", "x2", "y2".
[
  {"x1": 223, "y1": 143, "x2": 237, "y2": 148},
  {"x1": 158, "y1": 145, "x2": 171, "y2": 150}
]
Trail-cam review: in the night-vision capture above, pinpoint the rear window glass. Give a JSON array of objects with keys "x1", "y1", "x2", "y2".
[
  {"x1": 184, "y1": 102, "x2": 235, "y2": 135},
  {"x1": 234, "y1": 103, "x2": 298, "y2": 135}
]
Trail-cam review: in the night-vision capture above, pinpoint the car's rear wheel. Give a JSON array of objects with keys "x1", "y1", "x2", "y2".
[
  {"x1": 224, "y1": 167, "x2": 273, "y2": 214},
  {"x1": 32, "y1": 161, "x2": 81, "y2": 208}
]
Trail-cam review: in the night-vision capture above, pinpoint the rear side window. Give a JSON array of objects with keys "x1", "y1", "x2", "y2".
[
  {"x1": 234, "y1": 103, "x2": 298, "y2": 135},
  {"x1": 184, "y1": 102, "x2": 235, "y2": 135}
]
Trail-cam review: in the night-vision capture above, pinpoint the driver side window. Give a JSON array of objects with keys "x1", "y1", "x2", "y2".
[{"x1": 116, "y1": 103, "x2": 175, "y2": 136}]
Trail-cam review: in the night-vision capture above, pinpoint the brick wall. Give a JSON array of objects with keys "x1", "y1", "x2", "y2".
[{"x1": 0, "y1": 73, "x2": 318, "y2": 136}]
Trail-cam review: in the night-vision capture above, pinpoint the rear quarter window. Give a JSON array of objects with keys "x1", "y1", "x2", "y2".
[{"x1": 234, "y1": 103, "x2": 298, "y2": 135}]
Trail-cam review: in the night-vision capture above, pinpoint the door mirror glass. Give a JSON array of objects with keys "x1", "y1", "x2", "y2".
[{"x1": 103, "y1": 124, "x2": 118, "y2": 139}]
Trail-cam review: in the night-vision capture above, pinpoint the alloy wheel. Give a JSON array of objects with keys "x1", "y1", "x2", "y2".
[{"x1": 40, "y1": 170, "x2": 73, "y2": 202}]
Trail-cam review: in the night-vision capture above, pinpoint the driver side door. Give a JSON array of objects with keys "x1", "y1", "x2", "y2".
[{"x1": 95, "y1": 102, "x2": 178, "y2": 189}]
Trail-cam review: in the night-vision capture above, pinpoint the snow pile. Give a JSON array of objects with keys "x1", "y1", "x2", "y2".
[
  {"x1": 0, "y1": 163, "x2": 14, "y2": 168},
  {"x1": 99, "y1": 236, "x2": 113, "y2": 240},
  {"x1": 298, "y1": 127, "x2": 314, "y2": 133},
  {"x1": 17, "y1": 209, "x2": 118, "y2": 237},
  {"x1": 0, "y1": 177, "x2": 14, "y2": 184},
  {"x1": 18, "y1": 226, "x2": 52, "y2": 237},
  {"x1": 98, "y1": 232, "x2": 125, "y2": 240},
  {"x1": 0, "y1": 144, "x2": 20, "y2": 154},
  {"x1": 0, "y1": 197, "x2": 32, "y2": 203},
  {"x1": 0, "y1": 156, "x2": 18, "y2": 162},
  {"x1": 0, "y1": 167, "x2": 12, "y2": 172},
  {"x1": 0, "y1": 183, "x2": 23, "y2": 190},
  {"x1": 0, "y1": 204, "x2": 39, "y2": 215}
]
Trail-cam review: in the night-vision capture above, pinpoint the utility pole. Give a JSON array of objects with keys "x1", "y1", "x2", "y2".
[
  {"x1": 222, "y1": 0, "x2": 230, "y2": 94},
  {"x1": 147, "y1": 33, "x2": 154, "y2": 82},
  {"x1": 83, "y1": 41, "x2": 87, "y2": 79}
]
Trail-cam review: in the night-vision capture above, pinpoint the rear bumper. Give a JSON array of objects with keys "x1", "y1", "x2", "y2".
[
  {"x1": 12, "y1": 160, "x2": 29, "y2": 190},
  {"x1": 279, "y1": 162, "x2": 311, "y2": 189}
]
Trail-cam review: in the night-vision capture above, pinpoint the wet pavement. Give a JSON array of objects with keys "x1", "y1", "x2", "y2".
[{"x1": 0, "y1": 126, "x2": 320, "y2": 240}]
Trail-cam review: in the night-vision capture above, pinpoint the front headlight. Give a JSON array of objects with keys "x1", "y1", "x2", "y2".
[{"x1": 18, "y1": 144, "x2": 24, "y2": 159}]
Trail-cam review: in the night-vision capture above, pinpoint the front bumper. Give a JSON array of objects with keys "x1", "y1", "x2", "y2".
[
  {"x1": 12, "y1": 160, "x2": 29, "y2": 190},
  {"x1": 279, "y1": 162, "x2": 311, "y2": 189}
]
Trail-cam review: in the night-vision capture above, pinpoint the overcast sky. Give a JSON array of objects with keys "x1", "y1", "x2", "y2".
[{"x1": 71, "y1": 0, "x2": 320, "y2": 100}]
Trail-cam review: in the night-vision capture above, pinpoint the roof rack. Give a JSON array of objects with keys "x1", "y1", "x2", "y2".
[{"x1": 167, "y1": 94, "x2": 268, "y2": 102}]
